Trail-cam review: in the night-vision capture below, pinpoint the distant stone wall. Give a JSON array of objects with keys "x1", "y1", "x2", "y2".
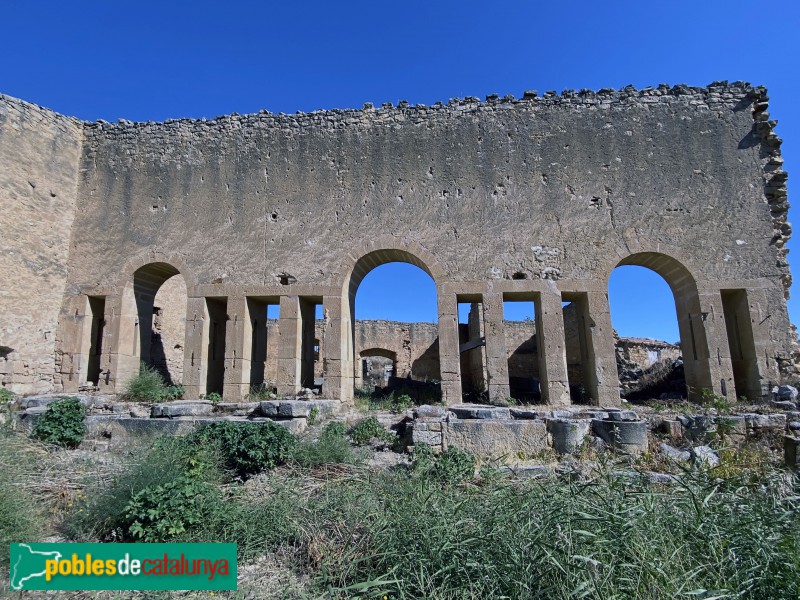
[
  {"x1": 149, "y1": 275, "x2": 187, "y2": 385},
  {"x1": 0, "y1": 96, "x2": 83, "y2": 394},
  {"x1": 617, "y1": 337, "x2": 681, "y2": 369}
]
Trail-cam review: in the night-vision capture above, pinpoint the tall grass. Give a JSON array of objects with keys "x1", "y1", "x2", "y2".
[
  {"x1": 62, "y1": 434, "x2": 800, "y2": 598},
  {"x1": 307, "y1": 467, "x2": 800, "y2": 599},
  {"x1": 0, "y1": 432, "x2": 44, "y2": 566}
]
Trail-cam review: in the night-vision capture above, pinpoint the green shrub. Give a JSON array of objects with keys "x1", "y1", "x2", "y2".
[
  {"x1": 699, "y1": 387, "x2": 733, "y2": 412},
  {"x1": 307, "y1": 405, "x2": 320, "y2": 426},
  {"x1": 123, "y1": 467, "x2": 217, "y2": 542},
  {"x1": 31, "y1": 397, "x2": 86, "y2": 448},
  {"x1": 163, "y1": 384, "x2": 185, "y2": 401},
  {"x1": 432, "y1": 446, "x2": 476, "y2": 483},
  {"x1": 349, "y1": 416, "x2": 394, "y2": 446},
  {"x1": 123, "y1": 364, "x2": 185, "y2": 402},
  {"x1": 411, "y1": 444, "x2": 476, "y2": 483},
  {"x1": 124, "y1": 364, "x2": 166, "y2": 402},
  {"x1": 323, "y1": 421, "x2": 347, "y2": 438},
  {"x1": 411, "y1": 441, "x2": 437, "y2": 473},
  {"x1": 292, "y1": 422, "x2": 357, "y2": 467},
  {"x1": 186, "y1": 421, "x2": 296, "y2": 478},
  {"x1": 205, "y1": 391, "x2": 222, "y2": 404},
  {"x1": 0, "y1": 388, "x2": 14, "y2": 404},
  {"x1": 63, "y1": 436, "x2": 222, "y2": 542}
]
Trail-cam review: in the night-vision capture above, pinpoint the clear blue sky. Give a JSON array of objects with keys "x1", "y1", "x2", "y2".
[{"x1": 3, "y1": 0, "x2": 798, "y2": 343}]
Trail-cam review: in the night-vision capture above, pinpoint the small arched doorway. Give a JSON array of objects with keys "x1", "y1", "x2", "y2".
[{"x1": 114, "y1": 262, "x2": 189, "y2": 390}]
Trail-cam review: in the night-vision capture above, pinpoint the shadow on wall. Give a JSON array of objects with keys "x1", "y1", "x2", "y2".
[{"x1": 411, "y1": 339, "x2": 441, "y2": 381}]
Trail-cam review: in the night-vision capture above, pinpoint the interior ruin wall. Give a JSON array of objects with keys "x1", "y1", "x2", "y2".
[
  {"x1": 0, "y1": 96, "x2": 83, "y2": 393},
  {"x1": 0, "y1": 81, "x2": 794, "y2": 401}
]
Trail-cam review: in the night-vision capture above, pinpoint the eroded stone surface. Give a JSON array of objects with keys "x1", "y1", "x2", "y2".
[
  {"x1": 444, "y1": 419, "x2": 548, "y2": 458},
  {"x1": 0, "y1": 83, "x2": 794, "y2": 410}
]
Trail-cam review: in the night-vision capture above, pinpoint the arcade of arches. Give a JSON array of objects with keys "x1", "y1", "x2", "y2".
[
  {"x1": 58, "y1": 250, "x2": 779, "y2": 406},
  {"x1": 1, "y1": 83, "x2": 794, "y2": 403}
]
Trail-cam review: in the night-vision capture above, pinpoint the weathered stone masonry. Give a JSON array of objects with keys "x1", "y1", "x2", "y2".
[{"x1": 0, "y1": 82, "x2": 793, "y2": 406}]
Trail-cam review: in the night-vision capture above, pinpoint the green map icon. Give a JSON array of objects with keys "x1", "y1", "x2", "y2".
[{"x1": 10, "y1": 543, "x2": 63, "y2": 590}]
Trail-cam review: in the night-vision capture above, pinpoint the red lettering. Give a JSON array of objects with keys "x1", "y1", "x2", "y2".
[{"x1": 142, "y1": 559, "x2": 160, "y2": 575}]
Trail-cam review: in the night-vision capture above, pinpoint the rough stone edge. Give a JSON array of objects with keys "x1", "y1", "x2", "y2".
[
  {"x1": 749, "y1": 86, "x2": 792, "y2": 298},
  {"x1": 2, "y1": 81, "x2": 763, "y2": 130}
]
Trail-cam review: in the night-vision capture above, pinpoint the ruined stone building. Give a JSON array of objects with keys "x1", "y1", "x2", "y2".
[
  {"x1": 0, "y1": 82, "x2": 792, "y2": 405},
  {"x1": 143, "y1": 276, "x2": 681, "y2": 402}
]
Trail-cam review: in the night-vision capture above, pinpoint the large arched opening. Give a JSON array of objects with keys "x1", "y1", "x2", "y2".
[
  {"x1": 115, "y1": 262, "x2": 190, "y2": 390},
  {"x1": 334, "y1": 245, "x2": 442, "y2": 405},
  {"x1": 608, "y1": 252, "x2": 719, "y2": 403}
]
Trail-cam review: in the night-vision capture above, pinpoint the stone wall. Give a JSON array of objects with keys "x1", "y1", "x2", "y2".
[
  {"x1": 0, "y1": 96, "x2": 83, "y2": 393},
  {"x1": 0, "y1": 81, "x2": 793, "y2": 403},
  {"x1": 149, "y1": 275, "x2": 187, "y2": 385},
  {"x1": 617, "y1": 337, "x2": 681, "y2": 369}
]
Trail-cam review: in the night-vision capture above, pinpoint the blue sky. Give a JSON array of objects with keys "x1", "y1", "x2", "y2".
[{"x1": 2, "y1": 0, "x2": 798, "y2": 342}]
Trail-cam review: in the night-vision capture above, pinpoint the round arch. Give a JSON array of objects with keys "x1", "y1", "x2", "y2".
[
  {"x1": 606, "y1": 251, "x2": 718, "y2": 401},
  {"x1": 113, "y1": 259, "x2": 189, "y2": 391},
  {"x1": 327, "y1": 236, "x2": 446, "y2": 404},
  {"x1": 359, "y1": 347, "x2": 398, "y2": 361}
]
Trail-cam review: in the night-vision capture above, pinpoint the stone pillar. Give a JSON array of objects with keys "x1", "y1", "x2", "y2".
[
  {"x1": 696, "y1": 290, "x2": 736, "y2": 400},
  {"x1": 276, "y1": 295, "x2": 303, "y2": 396},
  {"x1": 744, "y1": 287, "x2": 783, "y2": 398},
  {"x1": 321, "y1": 294, "x2": 350, "y2": 402},
  {"x1": 58, "y1": 295, "x2": 90, "y2": 393},
  {"x1": 582, "y1": 292, "x2": 621, "y2": 406},
  {"x1": 536, "y1": 287, "x2": 570, "y2": 405},
  {"x1": 103, "y1": 289, "x2": 141, "y2": 394},
  {"x1": 482, "y1": 291, "x2": 510, "y2": 404},
  {"x1": 182, "y1": 297, "x2": 209, "y2": 399},
  {"x1": 437, "y1": 290, "x2": 462, "y2": 405},
  {"x1": 223, "y1": 296, "x2": 252, "y2": 401}
]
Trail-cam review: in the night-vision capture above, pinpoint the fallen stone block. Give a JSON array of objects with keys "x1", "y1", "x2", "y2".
[
  {"x1": 744, "y1": 413, "x2": 786, "y2": 431},
  {"x1": 107, "y1": 418, "x2": 198, "y2": 450},
  {"x1": 213, "y1": 402, "x2": 260, "y2": 416},
  {"x1": 273, "y1": 418, "x2": 307, "y2": 434},
  {"x1": 448, "y1": 404, "x2": 511, "y2": 420},
  {"x1": 591, "y1": 419, "x2": 648, "y2": 454},
  {"x1": 260, "y1": 399, "x2": 338, "y2": 419},
  {"x1": 681, "y1": 415, "x2": 718, "y2": 442},
  {"x1": 660, "y1": 442, "x2": 690, "y2": 462},
  {"x1": 660, "y1": 419, "x2": 683, "y2": 439},
  {"x1": 691, "y1": 445, "x2": 720, "y2": 468},
  {"x1": 771, "y1": 400, "x2": 797, "y2": 411},
  {"x1": 84, "y1": 414, "x2": 125, "y2": 439},
  {"x1": 510, "y1": 407, "x2": 541, "y2": 420},
  {"x1": 605, "y1": 409, "x2": 639, "y2": 422},
  {"x1": 443, "y1": 419, "x2": 547, "y2": 459},
  {"x1": 548, "y1": 418, "x2": 591, "y2": 454},
  {"x1": 414, "y1": 405, "x2": 447, "y2": 419},
  {"x1": 151, "y1": 401, "x2": 213, "y2": 418},
  {"x1": 18, "y1": 394, "x2": 94, "y2": 409}
]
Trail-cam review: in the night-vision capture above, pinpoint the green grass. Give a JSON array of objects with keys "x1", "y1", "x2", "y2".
[
  {"x1": 292, "y1": 422, "x2": 359, "y2": 467},
  {"x1": 0, "y1": 432, "x2": 44, "y2": 566},
  {"x1": 354, "y1": 383, "x2": 442, "y2": 412},
  {"x1": 123, "y1": 363, "x2": 184, "y2": 402},
  {"x1": 58, "y1": 435, "x2": 799, "y2": 599}
]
